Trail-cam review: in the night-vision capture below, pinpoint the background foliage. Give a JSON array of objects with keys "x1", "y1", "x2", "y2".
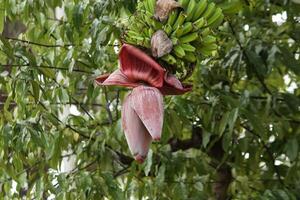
[{"x1": 0, "y1": 0, "x2": 299, "y2": 199}]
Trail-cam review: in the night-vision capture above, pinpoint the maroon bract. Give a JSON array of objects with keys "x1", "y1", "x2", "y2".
[{"x1": 95, "y1": 44, "x2": 192, "y2": 163}]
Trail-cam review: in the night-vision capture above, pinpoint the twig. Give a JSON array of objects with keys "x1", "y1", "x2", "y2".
[
  {"x1": 4, "y1": 37, "x2": 74, "y2": 48},
  {"x1": 0, "y1": 63, "x2": 93, "y2": 74},
  {"x1": 241, "y1": 124, "x2": 285, "y2": 186},
  {"x1": 228, "y1": 21, "x2": 272, "y2": 95}
]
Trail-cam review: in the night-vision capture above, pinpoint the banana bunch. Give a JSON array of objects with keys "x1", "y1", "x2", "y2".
[{"x1": 123, "y1": 0, "x2": 224, "y2": 75}]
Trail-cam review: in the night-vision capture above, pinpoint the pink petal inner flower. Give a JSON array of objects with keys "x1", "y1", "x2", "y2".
[
  {"x1": 122, "y1": 92, "x2": 152, "y2": 163},
  {"x1": 119, "y1": 44, "x2": 165, "y2": 88},
  {"x1": 130, "y1": 86, "x2": 164, "y2": 141}
]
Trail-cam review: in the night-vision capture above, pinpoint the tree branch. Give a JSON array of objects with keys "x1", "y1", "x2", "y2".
[
  {"x1": 0, "y1": 63, "x2": 93, "y2": 74},
  {"x1": 4, "y1": 36, "x2": 74, "y2": 48}
]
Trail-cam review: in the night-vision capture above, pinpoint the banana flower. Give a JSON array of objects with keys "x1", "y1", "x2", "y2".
[{"x1": 96, "y1": 44, "x2": 191, "y2": 163}]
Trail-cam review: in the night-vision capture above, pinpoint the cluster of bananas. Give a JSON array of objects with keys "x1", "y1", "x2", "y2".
[{"x1": 124, "y1": 0, "x2": 224, "y2": 75}]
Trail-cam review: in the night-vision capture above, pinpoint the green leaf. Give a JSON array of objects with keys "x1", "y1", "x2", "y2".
[
  {"x1": 156, "y1": 164, "x2": 166, "y2": 187},
  {"x1": 0, "y1": 5, "x2": 4, "y2": 33},
  {"x1": 73, "y1": 4, "x2": 83, "y2": 31},
  {"x1": 245, "y1": 49, "x2": 268, "y2": 77},
  {"x1": 31, "y1": 80, "x2": 40, "y2": 102},
  {"x1": 202, "y1": 130, "x2": 211, "y2": 148},
  {"x1": 280, "y1": 47, "x2": 300, "y2": 75},
  {"x1": 285, "y1": 138, "x2": 298, "y2": 161},
  {"x1": 39, "y1": 68, "x2": 56, "y2": 79},
  {"x1": 223, "y1": 108, "x2": 239, "y2": 152},
  {"x1": 218, "y1": 111, "x2": 230, "y2": 136},
  {"x1": 144, "y1": 149, "x2": 153, "y2": 176}
]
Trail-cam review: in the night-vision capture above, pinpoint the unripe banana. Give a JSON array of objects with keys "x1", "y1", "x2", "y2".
[
  {"x1": 184, "y1": 52, "x2": 197, "y2": 62},
  {"x1": 143, "y1": 0, "x2": 150, "y2": 13},
  {"x1": 173, "y1": 11, "x2": 186, "y2": 29},
  {"x1": 180, "y1": 22, "x2": 193, "y2": 36},
  {"x1": 202, "y1": 43, "x2": 218, "y2": 51},
  {"x1": 147, "y1": 0, "x2": 156, "y2": 14},
  {"x1": 210, "y1": 13, "x2": 224, "y2": 28},
  {"x1": 163, "y1": 24, "x2": 173, "y2": 35},
  {"x1": 199, "y1": 43, "x2": 218, "y2": 55},
  {"x1": 127, "y1": 30, "x2": 141, "y2": 37},
  {"x1": 200, "y1": 27, "x2": 211, "y2": 37},
  {"x1": 162, "y1": 54, "x2": 177, "y2": 65},
  {"x1": 142, "y1": 28, "x2": 150, "y2": 37},
  {"x1": 173, "y1": 45, "x2": 186, "y2": 58},
  {"x1": 185, "y1": 0, "x2": 197, "y2": 21},
  {"x1": 202, "y1": 2, "x2": 216, "y2": 19},
  {"x1": 193, "y1": 17, "x2": 206, "y2": 31},
  {"x1": 148, "y1": 28, "x2": 154, "y2": 38},
  {"x1": 199, "y1": 47, "x2": 213, "y2": 56},
  {"x1": 201, "y1": 35, "x2": 216, "y2": 44},
  {"x1": 172, "y1": 26, "x2": 184, "y2": 37},
  {"x1": 130, "y1": 35, "x2": 145, "y2": 42},
  {"x1": 192, "y1": 0, "x2": 208, "y2": 21},
  {"x1": 151, "y1": 18, "x2": 163, "y2": 30},
  {"x1": 180, "y1": 43, "x2": 196, "y2": 52},
  {"x1": 207, "y1": 8, "x2": 223, "y2": 26},
  {"x1": 171, "y1": 37, "x2": 179, "y2": 45},
  {"x1": 142, "y1": 38, "x2": 151, "y2": 48},
  {"x1": 179, "y1": 32, "x2": 198, "y2": 43},
  {"x1": 178, "y1": 0, "x2": 189, "y2": 9},
  {"x1": 167, "y1": 10, "x2": 179, "y2": 27}
]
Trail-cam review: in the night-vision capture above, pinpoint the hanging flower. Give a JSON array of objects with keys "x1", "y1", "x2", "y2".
[{"x1": 95, "y1": 44, "x2": 192, "y2": 163}]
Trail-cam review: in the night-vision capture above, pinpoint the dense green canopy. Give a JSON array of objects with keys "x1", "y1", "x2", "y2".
[{"x1": 0, "y1": 0, "x2": 299, "y2": 199}]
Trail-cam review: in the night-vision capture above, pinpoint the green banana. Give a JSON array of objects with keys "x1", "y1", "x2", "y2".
[
  {"x1": 193, "y1": 17, "x2": 206, "y2": 31},
  {"x1": 142, "y1": 28, "x2": 150, "y2": 37},
  {"x1": 173, "y1": 45, "x2": 186, "y2": 58},
  {"x1": 151, "y1": 18, "x2": 163, "y2": 30},
  {"x1": 206, "y1": 8, "x2": 224, "y2": 27},
  {"x1": 162, "y1": 54, "x2": 177, "y2": 65},
  {"x1": 202, "y1": 43, "x2": 218, "y2": 51},
  {"x1": 184, "y1": 52, "x2": 197, "y2": 62},
  {"x1": 167, "y1": 10, "x2": 179, "y2": 27},
  {"x1": 143, "y1": 0, "x2": 150, "y2": 13},
  {"x1": 173, "y1": 11, "x2": 186, "y2": 29},
  {"x1": 206, "y1": 7, "x2": 222, "y2": 24},
  {"x1": 200, "y1": 27, "x2": 211, "y2": 37},
  {"x1": 148, "y1": 28, "x2": 154, "y2": 38},
  {"x1": 186, "y1": 0, "x2": 197, "y2": 21},
  {"x1": 179, "y1": 32, "x2": 199, "y2": 43},
  {"x1": 199, "y1": 43, "x2": 218, "y2": 56},
  {"x1": 140, "y1": 12, "x2": 152, "y2": 27},
  {"x1": 178, "y1": 0, "x2": 189, "y2": 9},
  {"x1": 192, "y1": 0, "x2": 208, "y2": 21},
  {"x1": 201, "y1": 35, "x2": 216, "y2": 44},
  {"x1": 130, "y1": 35, "x2": 145, "y2": 42},
  {"x1": 180, "y1": 43, "x2": 196, "y2": 52},
  {"x1": 202, "y1": 2, "x2": 216, "y2": 19},
  {"x1": 163, "y1": 24, "x2": 173, "y2": 35},
  {"x1": 172, "y1": 26, "x2": 184, "y2": 37},
  {"x1": 127, "y1": 30, "x2": 141, "y2": 37},
  {"x1": 171, "y1": 37, "x2": 179, "y2": 45},
  {"x1": 180, "y1": 22, "x2": 193, "y2": 36},
  {"x1": 210, "y1": 13, "x2": 224, "y2": 28},
  {"x1": 147, "y1": 0, "x2": 156, "y2": 14}
]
